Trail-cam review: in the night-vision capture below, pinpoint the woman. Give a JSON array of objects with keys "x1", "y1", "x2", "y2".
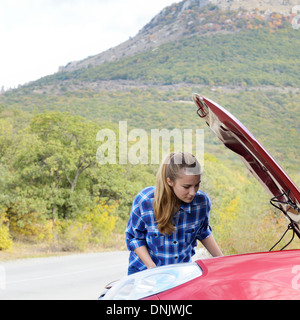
[{"x1": 125, "y1": 152, "x2": 223, "y2": 275}]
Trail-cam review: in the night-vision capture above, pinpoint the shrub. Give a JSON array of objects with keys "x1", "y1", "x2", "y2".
[
  {"x1": 0, "y1": 213, "x2": 13, "y2": 251},
  {"x1": 0, "y1": 225, "x2": 12, "y2": 250},
  {"x1": 82, "y1": 200, "x2": 118, "y2": 245},
  {"x1": 9, "y1": 210, "x2": 53, "y2": 243},
  {"x1": 54, "y1": 220, "x2": 91, "y2": 252}
]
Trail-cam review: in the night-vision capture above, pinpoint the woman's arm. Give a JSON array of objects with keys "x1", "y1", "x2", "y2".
[
  {"x1": 201, "y1": 234, "x2": 223, "y2": 257},
  {"x1": 134, "y1": 246, "x2": 157, "y2": 269}
]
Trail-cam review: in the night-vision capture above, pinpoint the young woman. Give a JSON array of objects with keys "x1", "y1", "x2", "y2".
[{"x1": 125, "y1": 152, "x2": 223, "y2": 275}]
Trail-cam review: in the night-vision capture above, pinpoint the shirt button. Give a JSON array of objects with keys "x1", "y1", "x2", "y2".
[
  {"x1": 175, "y1": 256, "x2": 178, "y2": 259},
  {"x1": 173, "y1": 241, "x2": 178, "y2": 244}
]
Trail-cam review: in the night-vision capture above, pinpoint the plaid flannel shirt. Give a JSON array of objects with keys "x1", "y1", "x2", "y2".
[{"x1": 125, "y1": 186, "x2": 212, "y2": 272}]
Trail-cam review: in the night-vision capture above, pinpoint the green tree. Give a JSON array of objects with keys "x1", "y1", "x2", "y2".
[{"x1": 6, "y1": 112, "x2": 100, "y2": 222}]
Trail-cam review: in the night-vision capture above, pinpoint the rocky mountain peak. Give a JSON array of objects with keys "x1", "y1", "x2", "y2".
[
  {"x1": 210, "y1": 0, "x2": 299, "y2": 13},
  {"x1": 62, "y1": 0, "x2": 298, "y2": 73}
]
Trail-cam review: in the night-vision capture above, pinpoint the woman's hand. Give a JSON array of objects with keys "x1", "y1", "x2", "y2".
[
  {"x1": 201, "y1": 234, "x2": 224, "y2": 257},
  {"x1": 134, "y1": 246, "x2": 157, "y2": 269}
]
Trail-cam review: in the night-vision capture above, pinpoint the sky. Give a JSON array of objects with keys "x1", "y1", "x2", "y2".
[{"x1": 0, "y1": 0, "x2": 181, "y2": 90}]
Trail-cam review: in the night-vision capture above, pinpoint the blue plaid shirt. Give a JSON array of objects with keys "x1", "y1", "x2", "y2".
[{"x1": 125, "y1": 186, "x2": 212, "y2": 272}]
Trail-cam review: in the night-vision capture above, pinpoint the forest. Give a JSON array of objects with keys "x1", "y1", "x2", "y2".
[{"x1": 0, "y1": 17, "x2": 299, "y2": 257}]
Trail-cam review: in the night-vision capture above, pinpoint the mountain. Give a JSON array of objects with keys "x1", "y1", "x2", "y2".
[
  {"x1": 61, "y1": 0, "x2": 299, "y2": 73},
  {"x1": 211, "y1": 0, "x2": 299, "y2": 12},
  {"x1": 1, "y1": 0, "x2": 299, "y2": 172}
]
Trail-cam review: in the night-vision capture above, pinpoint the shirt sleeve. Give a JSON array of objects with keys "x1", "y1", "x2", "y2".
[
  {"x1": 196, "y1": 193, "x2": 212, "y2": 241},
  {"x1": 125, "y1": 195, "x2": 147, "y2": 251}
]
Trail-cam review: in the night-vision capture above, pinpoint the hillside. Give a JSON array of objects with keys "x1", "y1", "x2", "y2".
[
  {"x1": 50, "y1": 28, "x2": 300, "y2": 87},
  {"x1": 2, "y1": 6, "x2": 299, "y2": 171},
  {"x1": 61, "y1": 0, "x2": 299, "y2": 72},
  {"x1": 1, "y1": 0, "x2": 299, "y2": 169},
  {"x1": 0, "y1": 0, "x2": 299, "y2": 255}
]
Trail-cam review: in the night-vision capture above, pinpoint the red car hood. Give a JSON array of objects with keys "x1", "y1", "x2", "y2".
[{"x1": 193, "y1": 94, "x2": 300, "y2": 237}]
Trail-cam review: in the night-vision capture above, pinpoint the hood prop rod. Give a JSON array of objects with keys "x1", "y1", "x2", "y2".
[
  {"x1": 269, "y1": 190, "x2": 299, "y2": 251},
  {"x1": 269, "y1": 223, "x2": 295, "y2": 252}
]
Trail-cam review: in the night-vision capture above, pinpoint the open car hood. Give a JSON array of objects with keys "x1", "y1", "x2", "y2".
[{"x1": 193, "y1": 94, "x2": 300, "y2": 238}]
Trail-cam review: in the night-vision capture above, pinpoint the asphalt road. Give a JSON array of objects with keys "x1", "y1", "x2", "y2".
[{"x1": 0, "y1": 251, "x2": 129, "y2": 300}]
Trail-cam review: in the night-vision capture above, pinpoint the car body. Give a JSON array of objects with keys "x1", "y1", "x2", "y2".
[
  {"x1": 99, "y1": 94, "x2": 300, "y2": 300},
  {"x1": 144, "y1": 250, "x2": 300, "y2": 300}
]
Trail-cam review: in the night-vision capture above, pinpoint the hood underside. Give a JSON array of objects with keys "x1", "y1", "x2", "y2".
[{"x1": 193, "y1": 94, "x2": 300, "y2": 238}]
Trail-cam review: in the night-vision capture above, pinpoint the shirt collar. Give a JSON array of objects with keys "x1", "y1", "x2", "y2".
[
  {"x1": 179, "y1": 195, "x2": 199, "y2": 214},
  {"x1": 180, "y1": 202, "x2": 192, "y2": 214}
]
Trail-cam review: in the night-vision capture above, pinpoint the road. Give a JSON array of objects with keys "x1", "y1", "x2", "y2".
[{"x1": 0, "y1": 251, "x2": 129, "y2": 300}]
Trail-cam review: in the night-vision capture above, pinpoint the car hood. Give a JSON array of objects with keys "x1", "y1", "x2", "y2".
[{"x1": 193, "y1": 94, "x2": 300, "y2": 237}]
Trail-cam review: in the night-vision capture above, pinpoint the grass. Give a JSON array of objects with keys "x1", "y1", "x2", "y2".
[{"x1": 0, "y1": 234, "x2": 127, "y2": 262}]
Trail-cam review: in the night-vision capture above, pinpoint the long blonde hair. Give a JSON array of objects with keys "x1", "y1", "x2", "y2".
[{"x1": 153, "y1": 152, "x2": 201, "y2": 235}]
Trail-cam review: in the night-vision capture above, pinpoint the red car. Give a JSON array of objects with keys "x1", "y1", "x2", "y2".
[{"x1": 99, "y1": 94, "x2": 300, "y2": 300}]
